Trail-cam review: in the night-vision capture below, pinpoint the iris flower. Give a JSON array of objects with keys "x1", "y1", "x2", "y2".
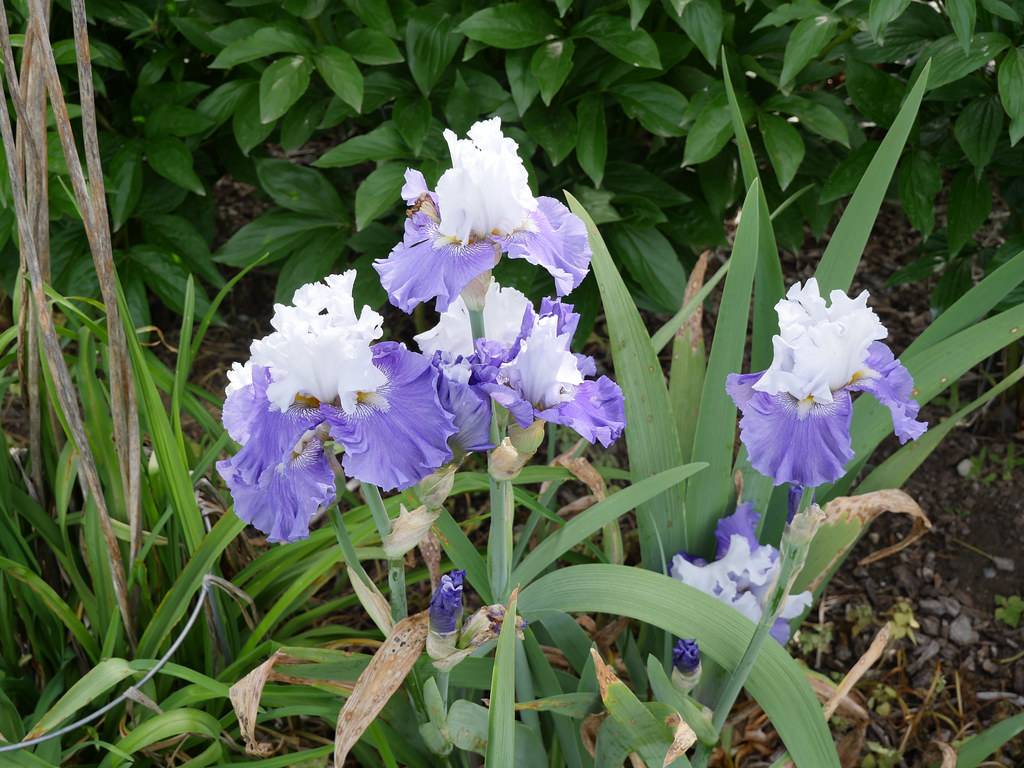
[
  {"x1": 217, "y1": 272, "x2": 456, "y2": 542},
  {"x1": 727, "y1": 278, "x2": 927, "y2": 488},
  {"x1": 374, "y1": 118, "x2": 590, "y2": 313},
  {"x1": 671, "y1": 504, "x2": 812, "y2": 644}
]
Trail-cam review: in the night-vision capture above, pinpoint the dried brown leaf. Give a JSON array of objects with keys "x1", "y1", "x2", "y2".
[
  {"x1": 334, "y1": 612, "x2": 428, "y2": 765},
  {"x1": 663, "y1": 713, "x2": 697, "y2": 766}
]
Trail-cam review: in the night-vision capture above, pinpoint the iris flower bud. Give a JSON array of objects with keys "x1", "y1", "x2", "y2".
[
  {"x1": 671, "y1": 638, "x2": 702, "y2": 693},
  {"x1": 427, "y1": 570, "x2": 465, "y2": 659}
]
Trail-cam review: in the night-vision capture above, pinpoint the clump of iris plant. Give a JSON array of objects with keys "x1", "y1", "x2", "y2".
[{"x1": 727, "y1": 278, "x2": 927, "y2": 488}]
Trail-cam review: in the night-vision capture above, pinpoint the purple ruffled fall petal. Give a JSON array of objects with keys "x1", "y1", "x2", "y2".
[
  {"x1": 323, "y1": 342, "x2": 456, "y2": 491},
  {"x1": 374, "y1": 212, "x2": 498, "y2": 313},
  {"x1": 728, "y1": 372, "x2": 854, "y2": 487},
  {"x1": 435, "y1": 358, "x2": 494, "y2": 454},
  {"x1": 850, "y1": 341, "x2": 928, "y2": 443},
  {"x1": 504, "y1": 197, "x2": 590, "y2": 296},
  {"x1": 537, "y1": 376, "x2": 625, "y2": 447}
]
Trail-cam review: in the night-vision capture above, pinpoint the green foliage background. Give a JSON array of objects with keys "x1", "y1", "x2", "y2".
[{"x1": 3, "y1": 0, "x2": 1024, "y2": 322}]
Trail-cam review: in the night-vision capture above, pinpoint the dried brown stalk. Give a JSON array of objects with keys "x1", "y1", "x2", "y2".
[{"x1": 0, "y1": 0, "x2": 135, "y2": 639}]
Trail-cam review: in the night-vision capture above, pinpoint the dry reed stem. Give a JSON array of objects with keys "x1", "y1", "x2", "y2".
[{"x1": 0, "y1": 0, "x2": 135, "y2": 640}]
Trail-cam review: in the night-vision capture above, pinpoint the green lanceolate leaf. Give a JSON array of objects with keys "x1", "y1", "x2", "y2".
[
  {"x1": 956, "y1": 713, "x2": 1024, "y2": 768},
  {"x1": 576, "y1": 94, "x2": 607, "y2": 187},
  {"x1": 256, "y1": 158, "x2": 344, "y2": 217},
  {"x1": 998, "y1": 47, "x2": 1024, "y2": 144},
  {"x1": 260, "y1": 55, "x2": 313, "y2": 123},
  {"x1": 947, "y1": 0, "x2": 977, "y2": 54},
  {"x1": 406, "y1": 8, "x2": 463, "y2": 95},
  {"x1": 759, "y1": 112, "x2": 805, "y2": 191},
  {"x1": 954, "y1": 96, "x2": 1003, "y2": 173},
  {"x1": 25, "y1": 658, "x2": 135, "y2": 739},
  {"x1": 146, "y1": 137, "x2": 204, "y2": 196},
  {"x1": 814, "y1": 60, "x2": 930, "y2": 293},
  {"x1": 684, "y1": 180, "x2": 763, "y2": 555},
  {"x1": 354, "y1": 163, "x2": 405, "y2": 230},
  {"x1": 947, "y1": 168, "x2": 992, "y2": 256},
  {"x1": 486, "y1": 591, "x2": 519, "y2": 766},
  {"x1": 573, "y1": 13, "x2": 661, "y2": 68},
  {"x1": 531, "y1": 39, "x2": 574, "y2": 105},
  {"x1": 780, "y1": 14, "x2": 839, "y2": 91},
  {"x1": 315, "y1": 46, "x2": 364, "y2": 112},
  {"x1": 518, "y1": 565, "x2": 840, "y2": 767},
  {"x1": 566, "y1": 192, "x2": 688, "y2": 566},
  {"x1": 512, "y1": 464, "x2": 706, "y2": 586},
  {"x1": 898, "y1": 150, "x2": 942, "y2": 237},
  {"x1": 459, "y1": 3, "x2": 558, "y2": 49}
]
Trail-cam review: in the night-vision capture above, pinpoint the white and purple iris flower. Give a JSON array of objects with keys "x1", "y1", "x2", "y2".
[
  {"x1": 727, "y1": 278, "x2": 927, "y2": 488},
  {"x1": 217, "y1": 271, "x2": 459, "y2": 543},
  {"x1": 671, "y1": 504, "x2": 812, "y2": 644},
  {"x1": 416, "y1": 280, "x2": 626, "y2": 448},
  {"x1": 374, "y1": 118, "x2": 591, "y2": 313}
]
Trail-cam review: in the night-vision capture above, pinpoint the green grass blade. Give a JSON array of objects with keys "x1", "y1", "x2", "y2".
[
  {"x1": 857, "y1": 364, "x2": 1024, "y2": 493},
  {"x1": 0, "y1": 557, "x2": 100, "y2": 662},
  {"x1": 814, "y1": 61, "x2": 931, "y2": 294},
  {"x1": 485, "y1": 591, "x2": 519, "y2": 767},
  {"x1": 909, "y1": 249, "x2": 1024, "y2": 355},
  {"x1": 684, "y1": 181, "x2": 763, "y2": 555},
  {"x1": 512, "y1": 463, "x2": 706, "y2": 588},
  {"x1": 98, "y1": 708, "x2": 223, "y2": 768},
  {"x1": 172, "y1": 276, "x2": 196, "y2": 459},
  {"x1": 25, "y1": 658, "x2": 134, "y2": 739},
  {"x1": 566, "y1": 191, "x2": 688, "y2": 566},
  {"x1": 724, "y1": 54, "x2": 784, "y2": 370},
  {"x1": 138, "y1": 513, "x2": 245, "y2": 658},
  {"x1": 519, "y1": 565, "x2": 840, "y2": 767},
  {"x1": 956, "y1": 713, "x2": 1024, "y2": 768}
]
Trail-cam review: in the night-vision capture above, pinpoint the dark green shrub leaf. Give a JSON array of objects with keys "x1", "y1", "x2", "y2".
[
  {"x1": 954, "y1": 96, "x2": 1003, "y2": 173},
  {"x1": 52, "y1": 38, "x2": 125, "y2": 70},
  {"x1": 763, "y1": 94, "x2": 851, "y2": 145},
  {"x1": 982, "y1": 0, "x2": 1021, "y2": 21},
  {"x1": 916, "y1": 33, "x2": 1010, "y2": 90},
  {"x1": 215, "y1": 211, "x2": 336, "y2": 266},
  {"x1": 506, "y1": 48, "x2": 539, "y2": 115},
  {"x1": 868, "y1": 0, "x2": 911, "y2": 43},
  {"x1": 531, "y1": 39, "x2": 574, "y2": 105},
  {"x1": 130, "y1": 246, "x2": 212, "y2": 317},
  {"x1": 576, "y1": 94, "x2": 607, "y2": 187},
  {"x1": 232, "y1": 86, "x2": 276, "y2": 155},
  {"x1": 355, "y1": 163, "x2": 405, "y2": 230},
  {"x1": 393, "y1": 94, "x2": 431, "y2": 154},
  {"x1": 315, "y1": 46, "x2": 364, "y2": 111},
  {"x1": 458, "y1": 3, "x2": 558, "y2": 49},
  {"x1": 342, "y1": 28, "x2": 404, "y2": 65},
  {"x1": 406, "y1": 8, "x2": 463, "y2": 95},
  {"x1": 676, "y1": 0, "x2": 723, "y2": 66},
  {"x1": 898, "y1": 150, "x2": 942, "y2": 237},
  {"x1": 107, "y1": 140, "x2": 143, "y2": 231},
  {"x1": 260, "y1": 56, "x2": 313, "y2": 123},
  {"x1": 605, "y1": 224, "x2": 685, "y2": 313},
  {"x1": 759, "y1": 112, "x2": 805, "y2": 190},
  {"x1": 210, "y1": 26, "x2": 313, "y2": 68},
  {"x1": 947, "y1": 168, "x2": 991, "y2": 255},
  {"x1": 145, "y1": 137, "x2": 204, "y2": 196},
  {"x1": 144, "y1": 104, "x2": 215, "y2": 138},
  {"x1": 196, "y1": 80, "x2": 253, "y2": 129},
  {"x1": 753, "y1": 0, "x2": 830, "y2": 29},
  {"x1": 315, "y1": 123, "x2": 408, "y2": 168},
  {"x1": 946, "y1": 0, "x2": 976, "y2": 54},
  {"x1": 613, "y1": 82, "x2": 687, "y2": 138},
  {"x1": 820, "y1": 141, "x2": 879, "y2": 203},
  {"x1": 629, "y1": 0, "x2": 652, "y2": 28},
  {"x1": 682, "y1": 93, "x2": 731, "y2": 166},
  {"x1": 344, "y1": 0, "x2": 398, "y2": 35},
  {"x1": 143, "y1": 214, "x2": 223, "y2": 287},
  {"x1": 256, "y1": 158, "x2": 345, "y2": 217},
  {"x1": 844, "y1": 59, "x2": 903, "y2": 127},
  {"x1": 780, "y1": 14, "x2": 839, "y2": 91},
  {"x1": 524, "y1": 104, "x2": 577, "y2": 165},
  {"x1": 274, "y1": 229, "x2": 346, "y2": 302},
  {"x1": 281, "y1": 95, "x2": 329, "y2": 150},
  {"x1": 998, "y1": 47, "x2": 1024, "y2": 145},
  {"x1": 573, "y1": 13, "x2": 661, "y2": 69}
]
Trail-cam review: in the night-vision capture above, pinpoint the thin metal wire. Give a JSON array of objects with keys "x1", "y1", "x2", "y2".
[{"x1": 0, "y1": 580, "x2": 211, "y2": 753}]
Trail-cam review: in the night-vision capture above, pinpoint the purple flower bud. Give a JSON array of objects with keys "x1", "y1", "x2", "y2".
[
  {"x1": 672, "y1": 638, "x2": 701, "y2": 674},
  {"x1": 429, "y1": 570, "x2": 465, "y2": 636},
  {"x1": 787, "y1": 485, "x2": 804, "y2": 523}
]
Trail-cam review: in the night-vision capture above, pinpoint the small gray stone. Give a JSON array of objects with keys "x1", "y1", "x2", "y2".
[
  {"x1": 950, "y1": 615, "x2": 979, "y2": 647},
  {"x1": 983, "y1": 567, "x2": 996, "y2": 579},
  {"x1": 919, "y1": 598, "x2": 946, "y2": 616},
  {"x1": 941, "y1": 597, "x2": 962, "y2": 616},
  {"x1": 920, "y1": 616, "x2": 940, "y2": 636},
  {"x1": 993, "y1": 556, "x2": 1015, "y2": 572}
]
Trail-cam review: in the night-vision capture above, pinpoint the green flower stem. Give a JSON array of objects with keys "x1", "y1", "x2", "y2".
[
  {"x1": 362, "y1": 483, "x2": 407, "y2": 622},
  {"x1": 691, "y1": 520, "x2": 814, "y2": 768},
  {"x1": 468, "y1": 305, "x2": 516, "y2": 602}
]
